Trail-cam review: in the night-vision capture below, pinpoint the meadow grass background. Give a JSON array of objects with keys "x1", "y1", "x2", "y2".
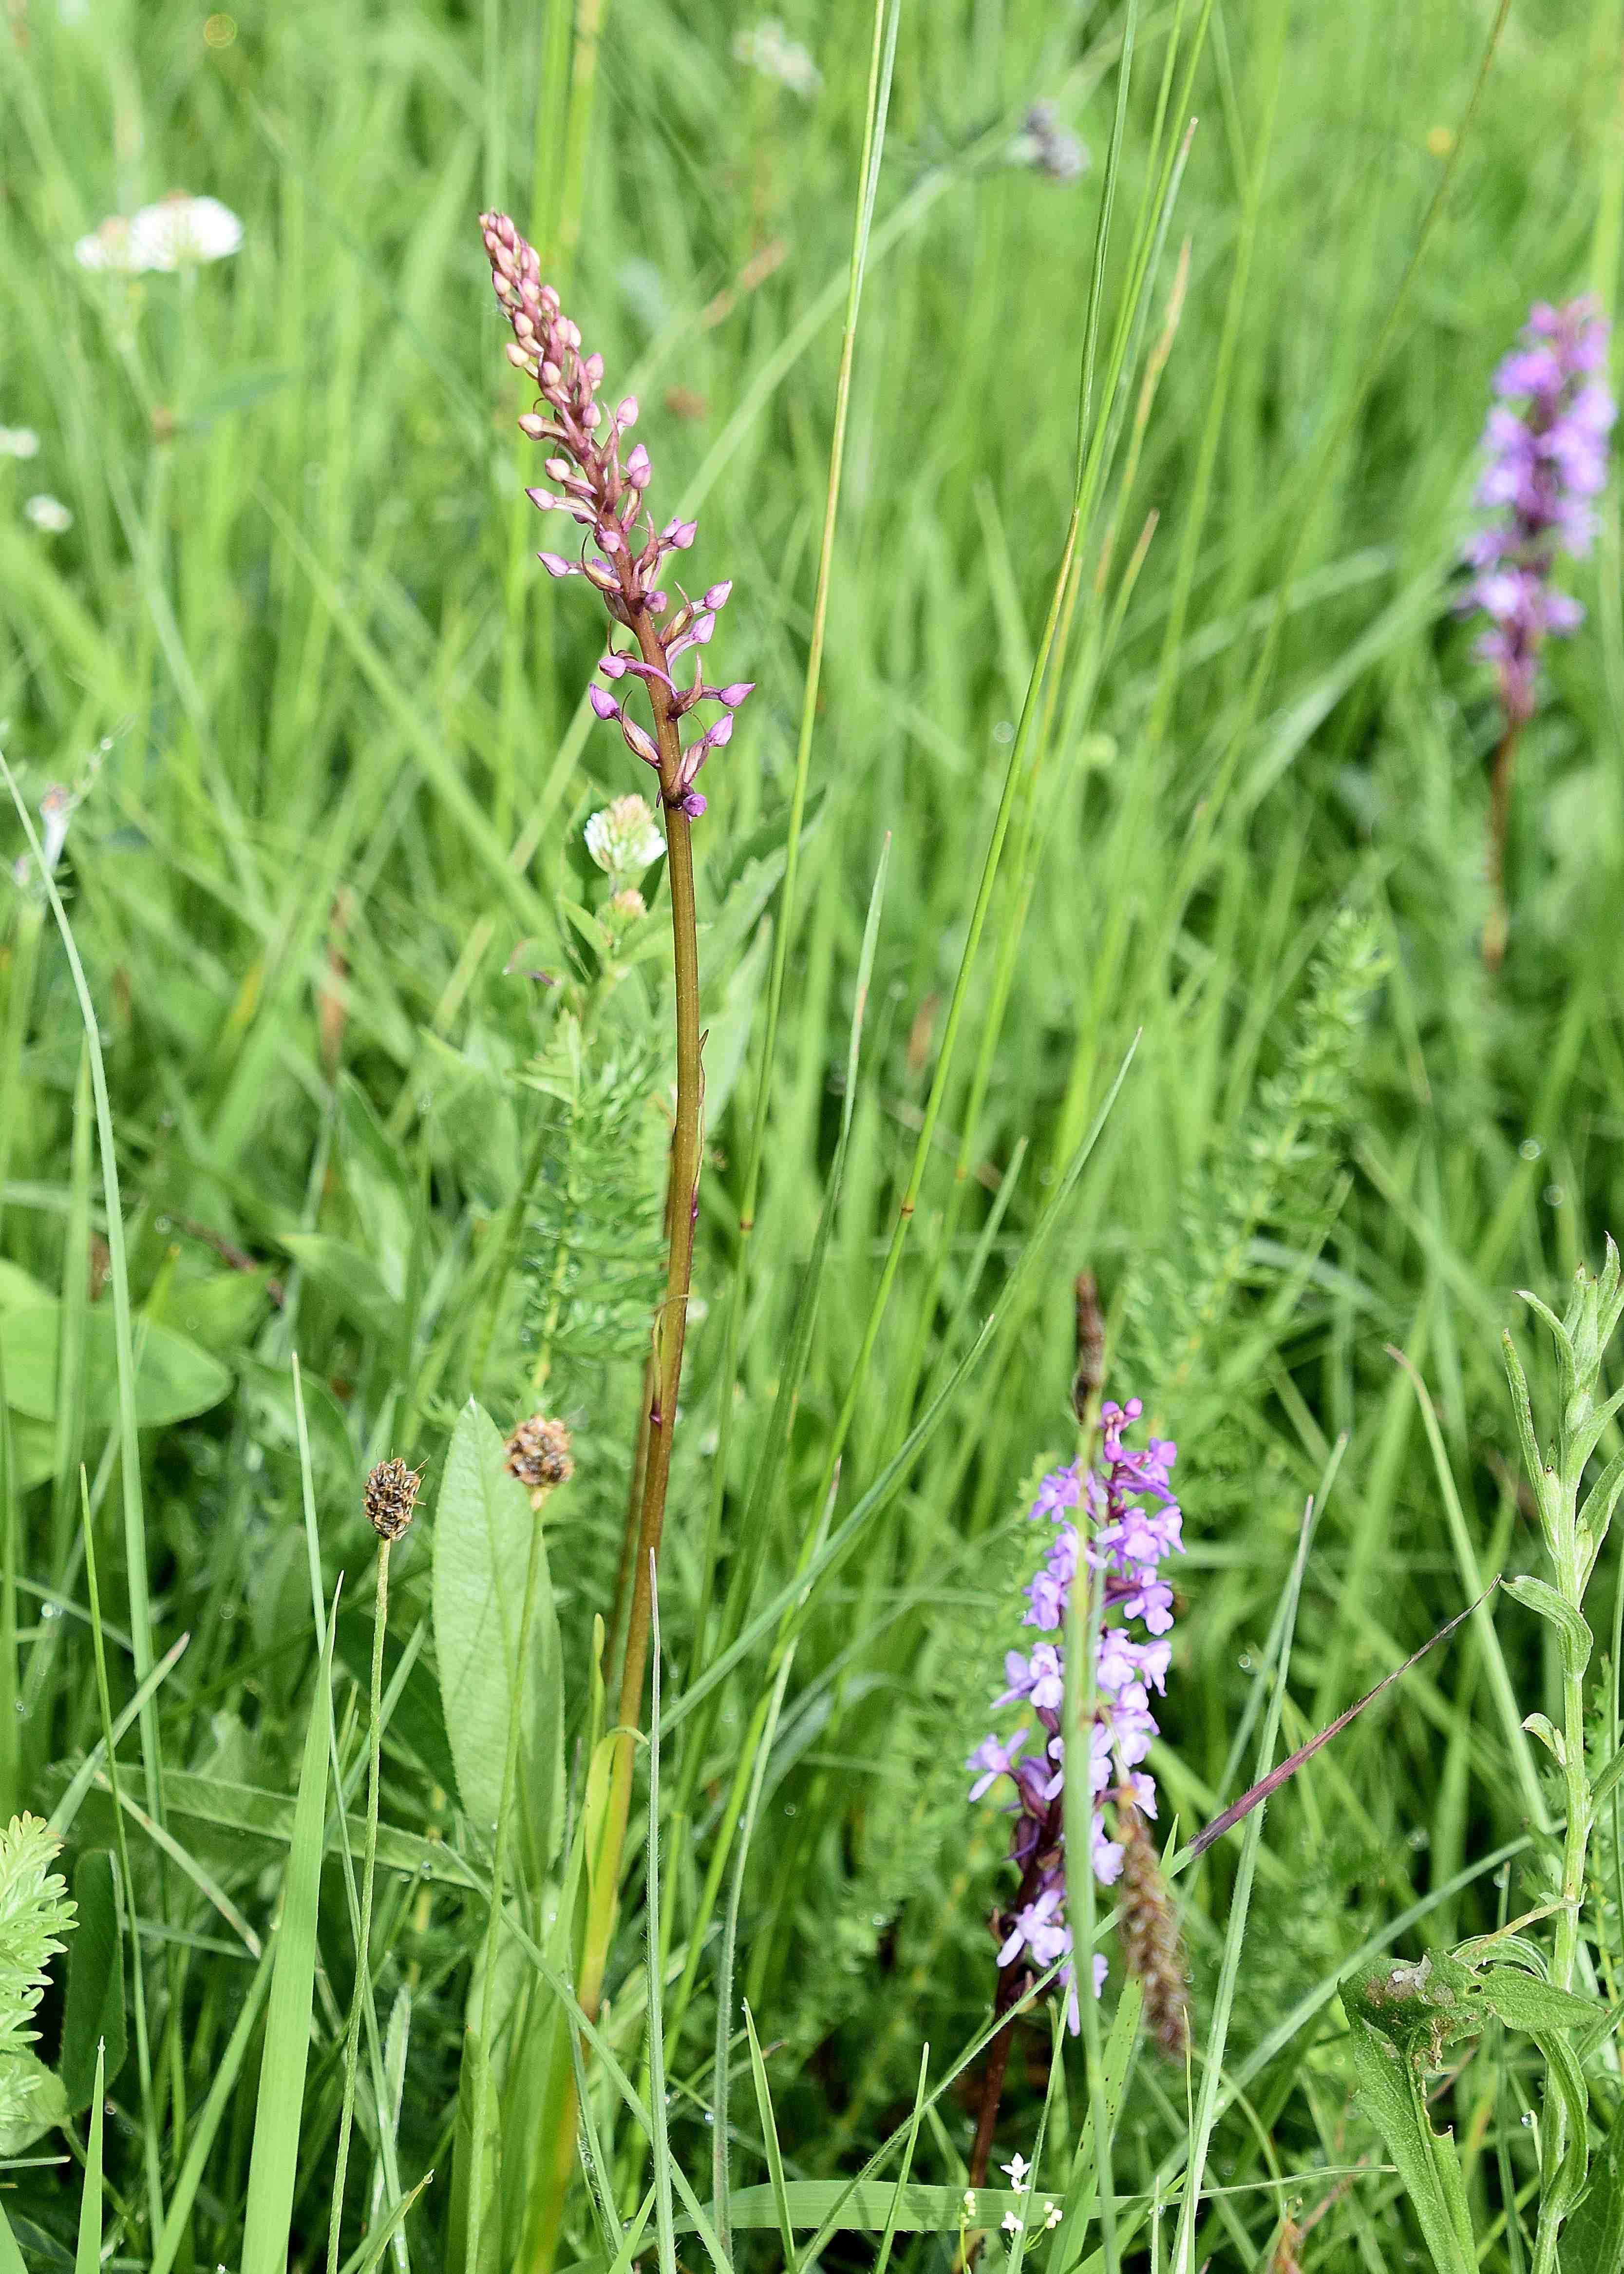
[{"x1": 3, "y1": 0, "x2": 1624, "y2": 2266}]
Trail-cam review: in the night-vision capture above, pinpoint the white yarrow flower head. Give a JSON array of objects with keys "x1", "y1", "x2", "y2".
[
  {"x1": 0, "y1": 429, "x2": 40, "y2": 460},
  {"x1": 129, "y1": 194, "x2": 244, "y2": 270},
  {"x1": 23, "y1": 495, "x2": 72, "y2": 534},
  {"x1": 732, "y1": 17, "x2": 822, "y2": 99},
  {"x1": 585, "y1": 792, "x2": 665, "y2": 886}
]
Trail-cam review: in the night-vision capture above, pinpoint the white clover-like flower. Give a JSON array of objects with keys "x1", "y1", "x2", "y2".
[
  {"x1": 23, "y1": 495, "x2": 71, "y2": 534},
  {"x1": 129, "y1": 194, "x2": 244, "y2": 270},
  {"x1": 74, "y1": 216, "x2": 151, "y2": 274},
  {"x1": 0, "y1": 429, "x2": 40, "y2": 460},
  {"x1": 585, "y1": 793, "x2": 665, "y2": 886},
  {"x1": 732, "y1": 18, "x2": 822, "y2": 99}
]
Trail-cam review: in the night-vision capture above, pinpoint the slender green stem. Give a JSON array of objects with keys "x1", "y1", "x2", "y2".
[
  {"x1": 1482, "y1": 719, "x2": 1522, "y2": 974},
  {"x1": 1533, "y1": 1534, "x2": 1595, "y2": 2274},
  {"x1": 327, "y1": 1540, "x2": 392, "y2": 2274},
  {"x1": 576, "y1": 599, "x2": 704, "y2": 2035}
]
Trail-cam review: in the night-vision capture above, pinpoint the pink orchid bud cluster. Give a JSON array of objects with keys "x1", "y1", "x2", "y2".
[{"x1": 480, "y1": 212, "x2": 754, "y2": 818}]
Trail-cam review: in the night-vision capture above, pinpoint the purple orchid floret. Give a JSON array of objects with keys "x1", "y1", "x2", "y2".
[
  {"x1": 481, "y1": 210, "x2": 755, "y2": 817},
  {"x1": 1460, "y1": 296, "x2": 1615, "y2": 724},
  {"x1": 967, "y1": 1398, "x2": 1184, "y2": 2030}
]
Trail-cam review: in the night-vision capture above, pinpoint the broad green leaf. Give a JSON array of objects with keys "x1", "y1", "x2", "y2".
[
  {"x1": 339, "y1": 1077, "x2": 417, "y2": 1303},
  {"x1": 0, "y1": 2049, "x2": 67, "y2": 2154},
  {"x1": 432, "y1": 1401, "x2": 564, "y2": 1883},
  {"x1": 168, "y1": 1266, "x2": 275, "y2": 1352},
  {"x1": 1474, "y1": 1965, "x2": 1608, "y2": 2043},
  {"x1": 0, "y1": 1264, "x2": 51, "y2": 1311},
  {"x1": 1347, "y1": 2012, "x2": 1475, "y2": 2274},
  {"x1": 240, "y1": 1591, "x2": 338, "y2": 2274},
  {"x1": 157, "y1": 1767, "x2": 479, "y2": 1890},
  {"x1": 0, "y1": 2197, "x2": 24, "y2": 2274},
  {"x1": 0, "y1": 1306, "x2": 231, "y2": 1428},
  {"x1": 278, "y1": 1235, "x2": 403, "y2": 1349},
  {"x1": 59, "y1": 1852, "x2": 125, "y2": 2112}
]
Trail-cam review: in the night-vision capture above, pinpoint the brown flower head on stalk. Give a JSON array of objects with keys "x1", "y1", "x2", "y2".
[
  {"x1": 364, "y1": 1458, "x2": 421, "y2": 1543},
  {"x1": 1114, "y1": 1798, "x2": 1189, "y2": 2058},
  {"x1": 506, "y1": 1414, "x2": 574, "y2": 1504},
  {"x1": 480, "y1": 213, "x2": 754, "y2": 818}
]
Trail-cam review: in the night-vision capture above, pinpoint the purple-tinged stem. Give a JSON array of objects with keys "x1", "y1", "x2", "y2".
[{"x1": 1482, "y1": 719, "x2": 1522, "y2": 973}]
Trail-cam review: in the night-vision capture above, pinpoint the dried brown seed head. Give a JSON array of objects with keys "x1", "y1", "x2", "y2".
[
  {"x1": 505, "y1": 1415, "x2": 574, "y2": 1496},
  {"x1": 1115, "y1": 1800, "x2": 1190, "y2": 2059},
  {"x1": 364, "y1": 1457, "x2": 420, "y2": 1543}
]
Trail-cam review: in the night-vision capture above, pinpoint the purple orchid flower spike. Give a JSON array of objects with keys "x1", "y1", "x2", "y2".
[
  {"x1": 1458, "y1": 295, "x2": 1614, "y2": 968},
  {"x1": 967, "y1": 1399, "x2": 1188, "y2": 2039},
  {"x1": 480, "y1": 210, "x2": 754, "y2": 818},
  {"x1": 1462, "y1": 296, "x2": 1614, "y2": 727}
]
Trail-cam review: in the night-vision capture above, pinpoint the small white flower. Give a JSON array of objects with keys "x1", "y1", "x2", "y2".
[
  {"x1": 129, "y1": 194, "x2": 244, "y2": 270},
  {"x1": 1044, "y1": 2203, "x2": 1062, "y2": 2231},
  {"x1": 732, "y1": 17, "x2": 822, "y2": 99},
  {"x1": 961, "y1": 2191, "x2": 977, "y2": 2219},
  {"x1": 585, "y1": 792, "x2": 665, "y2": 885},
  {"x1": 74, "y1": 216, "x2": 152, "y2": 274},
  {"x1": 23, "y1": 495, "x2": 72, "y2": 534},
  {"x1": 1001, "y1": 2212, "x2": 1022, "y2": 2236},
  {"x1": 0, "y1": 429, "x2": 40, "y2": 460},
  {"x1": 1001, "y1": 2154, "x2": 1031, "y2": 2190}
]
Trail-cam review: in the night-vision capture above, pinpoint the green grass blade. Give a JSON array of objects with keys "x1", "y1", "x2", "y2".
[
  {"x1": 1170, "y1": 1497, "x2": 1317, "y2": 2273},
  {"x1": 241, "y1": 1580, "x2": 341, "y2": 2274},
  {"x1": 72, "y1": 2042, "x2": 103, "y2": 2274},
  {"x1": 742, "y1": 2001, "x2": 797, "y2": 2268}
]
